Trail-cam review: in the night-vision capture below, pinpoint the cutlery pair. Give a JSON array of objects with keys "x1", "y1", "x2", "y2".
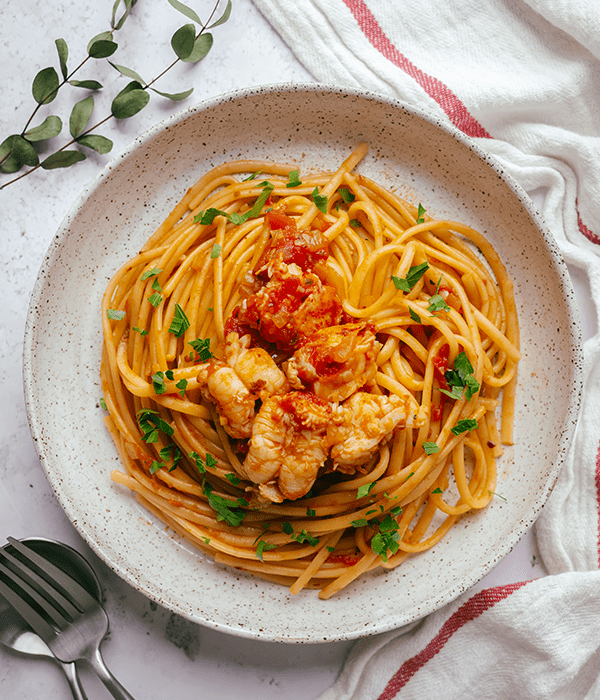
[{"x1": 0, "y1": 536, "x2": 135, "y2": 700}]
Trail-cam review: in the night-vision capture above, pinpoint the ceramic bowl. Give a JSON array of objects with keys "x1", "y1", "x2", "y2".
[{"x1": 23, "y1": 83, "x2": 583, "y2": 643}]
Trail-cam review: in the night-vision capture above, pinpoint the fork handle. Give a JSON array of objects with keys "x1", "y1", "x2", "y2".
[
  {"x1": 89, "y1": 647, "x2": 136, "y2": 700},
  {"x1": 61, "y1": 661, "x2": 89, "y2": 700}
]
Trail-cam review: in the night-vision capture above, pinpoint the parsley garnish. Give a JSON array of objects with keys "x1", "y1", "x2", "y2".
[
  {"x1": 168, "y1": 303, "x2": 190, "y2": 338},
  {"x1": 175, "y1": 378, "x2": 188, "y2": 397},
  {"x1": 286, "y1": 169, "x2": 302, "y2": 188},
  {"x1": 349, "y1": 218, "x2": 361, "y2": 227},
  {"x1": 441, "y1": 352, "x2": 480, "y2": 401},
  {"x1": 189, "y1": 451, "x2": 246, "y2": 527},
  {"x1": 107, "y1": 308, "x2": 125, "y2": 320},
  {"x1": 423, "y1": 441, "x2": 439, "y2": 455},
  {"x1": 225, "y1": 472, "x2": 240, "y2": 486},
  {"x1": 137, "y1": 409, "x2": 173, "y2": 443},
  {"x1": 416, "y1": 203, "x2": 426, "y2": 224},
  {"x1": 310, "y1": 186, "x2": 328, "y2": 214},
  {"x1": 357, "y1": 482, "x2": 376, "y2": 499},
  {"x1": 132, "y1": 326, "x2": 148, "y2": 336},
  {"x1": 210, "y1": 243, "x2": 222, "y2": 259},
  {"x1": 370, "y1": 514, "x2": 400, "y2": 562},
  {"x1": 141, "y1": 267, "x2": 162, "y2": 281},
  {"x1": 451, "y1": 418, "x2": 478, "y2": 435},
  {"x1": 152, "y1": 371, "x2": 167, "y2": 395},
  {"x1": 431, "y1": 487, "x2": 443, "y2": 494},
  {"x1": 188, "y1": 337, "x2": 213, "y2": 362},
  {"x1": 427, "y1": 294, "x2": 450, "y2": 314},
  {"x1": 281, "y1": 521, "x2": 319, "y2": 546},
  {"x1": 256, "y1": 539, "x2": 277, "y2": 561},
  {"x1": 99, "y1": 398, "x2": 107, "y2": 410},
  {"x1": 409, "y1": 308, "x2": 422, "y2": 323},
  {"x1": 338, "y1": 187, "x2": 355, "y2": 203},
  {"x1": 148, "y1": 292, "x2": 162, "y2": 308},
  {"x1": 391, "y1": 262, "x2": 430, "y2": 292}
]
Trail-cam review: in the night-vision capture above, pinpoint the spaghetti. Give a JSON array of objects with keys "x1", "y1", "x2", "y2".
[{"x1": 101, "y1": 143, "x2": 520, "y2": 599}]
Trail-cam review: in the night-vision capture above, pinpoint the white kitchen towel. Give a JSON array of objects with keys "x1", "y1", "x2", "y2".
[{"x1": 252, "y1": 0, "x2": 600, "y2": 697}]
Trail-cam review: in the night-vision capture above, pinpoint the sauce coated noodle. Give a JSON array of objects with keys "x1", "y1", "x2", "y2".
[{"x1": 101, "y1": 143, "x2": 520, "y2": 599}]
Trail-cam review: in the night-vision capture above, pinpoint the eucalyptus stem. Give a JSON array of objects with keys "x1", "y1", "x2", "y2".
[{"x1": 0, "y1": 0, "x2": 231, "y2": 191}]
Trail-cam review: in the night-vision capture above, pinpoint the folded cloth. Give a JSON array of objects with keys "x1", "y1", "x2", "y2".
[{"x1": 253, "y1": 0, "x2": 600, "y2": 697}]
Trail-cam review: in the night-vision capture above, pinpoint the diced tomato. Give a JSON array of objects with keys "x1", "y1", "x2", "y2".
[
  {"x1": 432, "y1": 344, "x2": 449, "y2": 389},
  {"x1": 327, "y1": 553, "x2": 362, "y2": 566}
]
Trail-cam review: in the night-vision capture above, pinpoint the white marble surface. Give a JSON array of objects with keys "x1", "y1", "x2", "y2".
[{"x1": 0, "y1": 1, "x2": 593, "y2": 699}]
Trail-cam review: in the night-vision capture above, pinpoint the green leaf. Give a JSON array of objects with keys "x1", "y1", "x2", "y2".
[
  {"x1": 182, "y1": 33, "x2": 213, "y2": 63},
  {"x1": 409, "y1": 307, "x2": 421, "y2": 323},
  {"x1": 427, "y1": 294, "x2": 451, "y2": 314},
  {"x1": 32, "y1": 67, "x2": 60, "y2": 105},
  {"x1": 168, "y1": 303, "x2": 190, "y2": 337},
  {"x1": 171, "y1": 23, "x2": 196, "y2": 60},
  {"x1": 55, "y1": 38, "x2": 69, "y2": 79},
  {"x1": 451, "y1": 418, "x2": 478, "y2": 435},
  {"x1": 148, "y1": 291, "x2": 162, "y2": 307},
  {"x1": 0, "y1": 135, "x2": 38, "y2": 173},
  {"x1": 416, "y1": 203, "x2": 426, "y2": 224},
  {"x1": 256, "y1": 539, "x2": 276, "y2": 562},
  {"x1": 422, "y1": 442, "x2": 439, "y2": 455},
  {"x1": 167, "y1": 0, "x2": 202, "y2": 25},
  {"x1": 150, "y1": 86, "x2": 194, "y2": 102},
  {"x1": 69, "y1": 95, "x2": 95, "y2": 138},
  {"x1": 188, "y1": 337, "x2": 213, "y2": 362},
  {"x1": 357, "y1": 482, "x2": 375, "y2": 499},
  {"x1": 107, "y1": 308, "x2": 126, "y2": 320},
  {"x1": 112, "y1": 0, "x2": 137, "y2": 30},
  {"x1": 111, "y1": 81, "x2": 150, "y2": 119},
  {"x1": 24, "y1": 115, "x2": 62, "y2": 142},
  {"x1": 208, "y1": 0, "x2": 232, "y2": 28},
  {"x1": 141, "y1": 267, "x2": 162, "y2": 280},
  {"x1": 41, "y1": 150, "x2": 86, "y2": 170},
  {"x1": 210, "y1": 243, "x2": 221, "y2": 259},
  {"x1": 338, "y1": 187, "x2": 355, "y2": 203},
  {"x1": 69, "y1": 79, "x2": 103, "y2": 90},
  {"x1": 88, "y1": 33, "x2": 118, "y2": 59},
  {"x1": 311, "y1": 186, "x2": 328, "y2": 214},
  {"x1": 391, "y1": 262, "x2": 429, "y2": 292},
  {"x1": 286, "y1": 169, "x2": 302, "y2": 188},
  {"x1": 108, "y1": 61, "x2": 145, "y2": 85},
  {"x1": 76, "y1": 134, "x2": 113, "y2": 154}
]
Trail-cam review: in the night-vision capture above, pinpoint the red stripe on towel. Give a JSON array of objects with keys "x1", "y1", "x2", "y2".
[
  {"x1": 376, "y1": 581, "x2": 530, "y2": 699},
  {"x1": 577, "y1": 211, "x2": 600, "y2": 246},
  {"x1": 342, "y1": 0, "x2": 491, "y2": 139}
]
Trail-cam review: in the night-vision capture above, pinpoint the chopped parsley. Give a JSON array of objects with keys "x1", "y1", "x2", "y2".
[
  {"x1": 137, "y1": 408, "x2": 174, "y2": 443},
  {"x1": 416, "y1": 203, "x2": 426, "y2": 224},
  {"x1": 188, "y1": 337, "x2": 213, "y2": 362},
  {"x1": 357, "y1": 482, "x2": 376, "y2": 499},
  {"x1": 147, "y1": 291, "x2": 162, "y2": 308},
  {"x1": 310, "y1": 186, "x2": 328, "y2": 214},
  {"x1": 194, "y1": 181, "x2": 275, "y2": 227},
  {"x1": 107, "y1": 308, "x2": 125, "y2": 320},
  {"x1": 441, "y1": 351, "x2": 480, "y2": 401},
  {"x1": 189, "y1": 451, "x2": 246, "y2": 527},
  {"x1": 175, "y1": 378, "x2": 188, "y2": 397},
  {"x1": 391, "y1": 262, "x2": 430, "y2": 292},
  {"x1": 338, "y1": 187, "x2": 355, "y2": 203},
  {"x1": 451, "y1": 418, "x2": 478, "y2": 435},
  {"x1": 349, "y1": 218, "x2": 362, "y2": 227},
  {"x1": 168, "y1": 303, "x2": 190, "y2": 338},
  {"x1": 427, "y1": 294, "x2": 450, "y2": 314},
  {"x1": 141, "y1": 267, "x2": 162, "y2": 281},
  {"x1": 286, "y1": 169, "x2": 302, "y2": 188},
  {"x1": 210, "y1": 243, "x2": 222, "y2": 259},
  {"x1": 423, "y1": 441, "x2": 439, "y2": 455},
  {"x1": 132, "y1": 326, "x2": 148, "y2": 336},
  {"x1": 256, "y1": 539, "x2": 277, "y2": 561}
]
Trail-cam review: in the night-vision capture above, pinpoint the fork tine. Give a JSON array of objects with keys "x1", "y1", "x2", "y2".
[
  {"x1": 5, "y1": 537, "x2": 99, "y2": 611},
  {"x1": 0, "y1": 548, "x2": 80, "y2": 623},
  {"x1": 0, "y1": 558, "x2": 71, "y2": 627},
  {"x1": 0, "y1": 573, "x2": 57, "y2": 644}
]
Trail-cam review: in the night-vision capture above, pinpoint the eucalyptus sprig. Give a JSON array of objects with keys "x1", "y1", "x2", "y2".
[{"x1": 0, "y1": 0, "x2": 231, "y2": 190}]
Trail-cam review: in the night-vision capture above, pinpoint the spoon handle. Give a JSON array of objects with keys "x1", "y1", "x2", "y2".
[
  {"x1": 61, "y1": 661, "x2": 89, "y2": 700},
  {"x1": 89, "y1": 646, "x2": 136, "y2": 700}
]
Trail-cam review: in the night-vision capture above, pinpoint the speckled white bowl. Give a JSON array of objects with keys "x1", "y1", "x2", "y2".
[{"x1": 23, "y1": 84, "x2": 583, "y2": 643}]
